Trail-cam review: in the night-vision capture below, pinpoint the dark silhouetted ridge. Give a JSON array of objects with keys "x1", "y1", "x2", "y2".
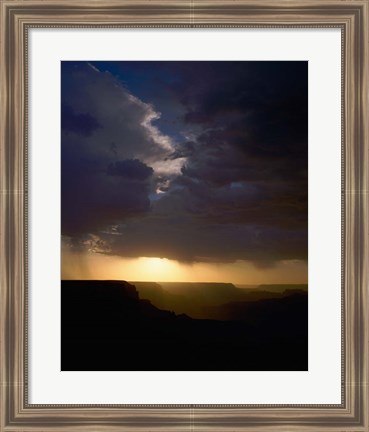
[
  {"x1": 62, "y1": 280, "x2": 308, "y2": 372},
  {"x1": 133, "y1": 281, "x2": 307, "y2": 319}
]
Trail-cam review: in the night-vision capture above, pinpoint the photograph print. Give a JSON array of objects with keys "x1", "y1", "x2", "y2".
[{"x1": 61, "y1": 61, "x2": 308, "y2": 371}]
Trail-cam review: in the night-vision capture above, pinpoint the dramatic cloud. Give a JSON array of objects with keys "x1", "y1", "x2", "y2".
[
  {"x1": 107, "y1": 159, "x2": 154, "y2": 180},
  {"x1": 62, "y1": 61, "x2": 308, "y2": 266},
  {"x1": 61, "y1": 62, "x2": 181, "y2": 236},
  {"x1": 61, "y1": 103, "x2": 101, "y2": 136}
]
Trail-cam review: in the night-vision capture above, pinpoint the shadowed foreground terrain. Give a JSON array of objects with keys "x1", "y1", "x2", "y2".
[{"x1": 61, "y1": 280, "x2": 308, "y2": 371}]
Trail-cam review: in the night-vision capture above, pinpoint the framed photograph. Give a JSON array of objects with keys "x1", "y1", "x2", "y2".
[{"x1": 1, "y1": 0, "x2": 368, "y2": 430}]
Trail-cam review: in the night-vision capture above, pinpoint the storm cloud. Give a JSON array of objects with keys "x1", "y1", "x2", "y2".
[
  {"x1": 61, "y1": 62, "x2": 179, "y2": 236},
  {"x1": 61, "y1": 61, "x2": 308, "y2": 266}
]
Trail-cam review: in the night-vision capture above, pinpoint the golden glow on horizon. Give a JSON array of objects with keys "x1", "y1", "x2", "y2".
[
  {"x1": 136, "y1": 257, "x2": 181, "y2": 280},
  {"x1": 61, "y1": 249, "x2": 308, "y2": 284}
]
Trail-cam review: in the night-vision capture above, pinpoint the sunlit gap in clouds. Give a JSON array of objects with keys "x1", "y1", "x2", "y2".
[{"x1": 61, "y1": 250, "x2": 307, "y2": 285}]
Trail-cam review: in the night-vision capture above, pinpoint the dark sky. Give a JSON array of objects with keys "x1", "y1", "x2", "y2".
[{"x1": 61, "y1": 61, "x2": 308, "y2": 270}]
